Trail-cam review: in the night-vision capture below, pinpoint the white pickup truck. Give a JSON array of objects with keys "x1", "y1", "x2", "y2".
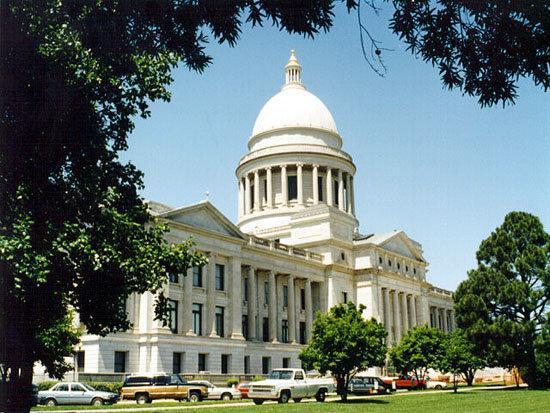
[{"x1": 248, "y1": 368, "x2": 334, "y2": 405}]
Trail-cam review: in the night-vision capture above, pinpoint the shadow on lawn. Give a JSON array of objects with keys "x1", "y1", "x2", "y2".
[{"x1": 333, "y1": 399, "x2": 389, "y2": 405}]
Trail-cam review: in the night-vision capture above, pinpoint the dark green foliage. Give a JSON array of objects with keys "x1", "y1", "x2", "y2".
[
  {"x1": 389, "y1": 325, "x2": 446, "y2": 381},
  {"x1": 390, "y1": 1, "x2": 549, "y2": 106},
  {"x1": 437, "y1": 329, "x2": 486, "y2": 392},
  {"x1": 36, "y1": 382, "x2": 57, "y2": 392},
  {"x1": 84, "y1": 382, "x2": 123, "y2": 394},
  {"x1": 299, "y1": 302, "x2": 387, "y2": 402},
  {"x1": 226, "y1": 379, "x2": 239, "y2": 388},
  {"x1": 454, "y1": 212, "x2": 549, "y2": 388}
]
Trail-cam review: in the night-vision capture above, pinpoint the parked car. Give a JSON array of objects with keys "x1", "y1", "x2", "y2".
[
  {"x1": 236, "y1": 382, "x2": 250, "y2": 399},
  {"x1": 248, "y1": 368, "x2": 334, "y2": 405},
  {"x1": 426, "y1": 377, "x2": 448, "y2": 390},
  {"x1": 188, "y1": 380, "x2": 242, "y2": 400},
  {"x1": 348, "y1": 376, "x2": 392, "y2": 395},
  {"x1": 120, "y1": 373, "x2": 208, "y2": 404},
  {"x1": 382, "y1": 375, "x2": 426, "y2": 390},
  {"x1": 38, "y1": 382, "x2": 119, "y2": 406}
]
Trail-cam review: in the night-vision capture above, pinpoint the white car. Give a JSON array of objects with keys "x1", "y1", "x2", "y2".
[
  {"x1": 188, "y1": 381, "x2": 242, "y2": 400},
  {"x1": 248, "y1": 368, "x2": 334, "y2": 405},
  {"x1": 426, "y1": 377, "x2": 448, "y2": 390}
]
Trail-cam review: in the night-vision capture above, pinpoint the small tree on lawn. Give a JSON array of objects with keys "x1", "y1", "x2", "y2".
[
  {"x1": 389, "y1": 325, "x2": 446, "y2": 383},
  {"x1": 299, "y1": 302, "x2": 387, "y2": 402},
  {"x1": 438, "y1": 330, "x2": 487, "y2": 392}
]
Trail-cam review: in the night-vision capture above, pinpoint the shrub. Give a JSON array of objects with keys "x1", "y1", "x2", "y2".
[
  {"x1": 226, "y1": 379, "x2": 238, "y2": 387},
  {"x1": 83, "y1": 382, "x2": 123, "y2": 393},
  {"x1": 37, "y1": 381, "x2": 57, "y2": 391},
  {"x1": 252, "y1": 375, "x2": 265, "y2": 381}
]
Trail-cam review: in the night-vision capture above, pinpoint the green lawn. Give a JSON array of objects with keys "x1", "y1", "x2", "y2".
[
  {"x1": 32, "y1": 399, "x2": 250, "y2": 411},
  {"x1": 33, "y1": 389, "x2": 550, "y2": 413}
]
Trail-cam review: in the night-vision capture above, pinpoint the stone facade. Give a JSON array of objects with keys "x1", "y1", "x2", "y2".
[{"x1": 74, "y1": 51, "x2": 454, "y2": 376}]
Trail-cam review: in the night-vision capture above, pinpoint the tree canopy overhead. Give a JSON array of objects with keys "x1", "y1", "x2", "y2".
[{"x1": 454, "y1": 212, "x2": 549, "y2": 388}]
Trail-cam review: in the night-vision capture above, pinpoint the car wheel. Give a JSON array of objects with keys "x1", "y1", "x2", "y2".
[
  {"x1": 45, "y1": 398, "x2": 57, "y2": 407},
  {"x1": 221, "y1": 393, "x2": 232, "y2": 401},
  {"x1": 315, "y1": 390, "x2": 326, "y2": 402},
  {"x1": 278, "y1": 391, "x2": 290, "y2": 404},
  {"x1": 253, "y1": 399, "x2": 264, "y2": 405},
  {"x1": 293, "y1": 398, "x2": 302, "y2": 403},
  {"x1": 136, "y1": 394, "x2": 149, "y2": 405},
  {"x1": 189, "y1": 392, "x2": 201, "y2": 403},
  {"x1": 91, "y1": 398, "x2": 103, "y2": 406},
  {"x1": 435, "y1": 385, "x2": 443, "y2": 390}
]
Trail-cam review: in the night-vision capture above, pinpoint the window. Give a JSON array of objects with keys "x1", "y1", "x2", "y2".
[
  {"x1": 114, "y1": 351, "x2": 126, "y2": 373},
  {"x1": 318, "y1": 176, "x2": 324, "y2": 202},
  {"x1": 388, "y1": 259, "x2": 392, "y2": 267},
  {"x1": 221, "y1": 354, "x2": 229, "y2": 374},
  {"x1": 169, "y1": 273, "x2": 179, "y2": 283},
  {"x1": 295, "y1": 371, "x2": 304, "y2": 380},
  {"x1": 379, "y1": 256, "x2": 383, "y2": 264},
  {"x1": 281, "y1": 320, "x2": 289, "y2": 343},
  {"x1": 215, "y1": 306, "x2": 225, "y2": 337},
  {"x1": 283, "y1": 285, "x2": 288, "y2": 308},
  {"x1": 282, "y1": 357, "x2": 290, "y2": 368},
  {"x1": 264, "y1": 281, "x2": 269, "y2": 304},
  {"x1": 243, "y1": 277, "x2": 248, "y2": 303},
  {"x1": 168, "y1": 299, "x2": 178, "y2": 333},
  {"x1": 242, "y1": 315, "x2": 248, "y2": 340},
  {"x1": 215, "y1": 264, "x2": 225, "y2": 291},
  {"x1": 413, "y1": 268, "x2": 417, "y2": 275},
  {"x1": 173, "y1": 352, "x2": 183, "y2": 374},
  {"x1": 287, "y1": 175, "x2": 297, "y2": 200},
  {"x1": 76, "y1": 351, "x2": 85, "y2": 372},
  {"x1": 299, "y1": 322, "x2": 306, "y2": 344},
  {"x1": 397, "y1": 263, "x2": 401, "y2": 270},
  {"x1": 244, "y1": 356, "x2": 250, "y2": 374},
  {"x1": 262, "y1": 357, "x2": 271, "y2": 374},
  {"x1": 250, "y1": 184, "x2": 255, "y2": 209},
  {"x1": 192, "y1": 266, "x2": 203, "y2": 287},
  {"x1": 263, "y1": 179, "x2": 268, "y2": 200},
  {"x1": 71, "y1": 384, "x2": 86, "y2": 392},
  {"x1": 300, "y1": 288, "x2": 306, "y2": 310},
  {"x1": 342, "y1": 292, "x2": 348, "y2": 303},
  {"x1": 430, "y1": 312, "x2": 435, "y2": 328},
  {"x1": 334, "y1": 180, "x2": 339, "y2": 206},
  {"x1": 55, "y1": 384, "x2": 69, "y2": 392},
  {"x1": 341, "y1": 252, "x2": 346, "y2": 261},
  {"x1": 198, "y1": 353, "x2": 207, "y2": 372},
  {"x1": 192, "y1": 303, "x2": 203, "y2": 335},
  {"x1": 406, "y1": 265, "x2": 409, "y2": 272},
  {"x1": 262, "y1": 317, "x2": 269, "y2": 342}
]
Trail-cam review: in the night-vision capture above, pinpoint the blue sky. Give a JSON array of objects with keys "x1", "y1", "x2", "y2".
[{"x1": 121, "y1": 4, "x2": 549, "y2": 291}]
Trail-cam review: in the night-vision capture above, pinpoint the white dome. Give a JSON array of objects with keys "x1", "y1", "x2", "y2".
[{"x1": 252, "y1": 86, "x2": 338, "y2": 137}]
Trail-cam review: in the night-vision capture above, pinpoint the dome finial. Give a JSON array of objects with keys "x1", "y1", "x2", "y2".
[{"x1": 284, "y1": 49, "x2": 303, "y2": 88}]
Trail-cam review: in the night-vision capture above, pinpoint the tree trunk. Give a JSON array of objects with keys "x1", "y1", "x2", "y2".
[
  {"x1": 453, "y1": 374, "x2": 457, "y2": 393},
  {"x1": 336, "y1": 376, "x2": 348, "y2": 402}
]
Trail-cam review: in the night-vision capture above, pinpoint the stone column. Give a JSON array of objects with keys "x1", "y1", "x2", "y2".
[
  {"x1": 184, "y1": 266, "x2": 194, "y2": 335},
  {"x1": 238, "y1": 179, "x2": 244, "y2": 217},
  {"x1": 297, "y1": 163, "x2": 304, "y2": 205},
  {"x1": 268, "y1": 270, "x2": 278, "y2": 343},
  {"x1": 393, "y1": 290, "x2": 402, "y2": 342},
  {"x1": 247, "y1": 266, "x2": 257, "y2": 340},
  {"x1": 436, "y1": 308, "x2": 442, "y2": 330},
  {"x1": 312, "y1": 164, "x2": 319, "y2": 204},
  {"x1": 207, "y1": 253, "x2": 217, "y2": 337},
  {"x1": 350, "y1": 176, "x2": 355, "y2": 215},
  {"x1": 253, "y1": 170, "x2": 260, "y2": 212},
  {"x1": 401, "y1": 293, "x2": 409, "y2": 333},
  {"x1": 305, "y1": 279, "x2": 313, "y2": 342},
  {"x1": 338, "y1": 170, "x2": 345, "y2": 210},
  {"x1": 244, "y1": 175, "x2": 251, "y2": 215},
  {"x1": 326, "y1": 167, "x2": 333, "y2": 206},
  {"x1": 266, "y1": 167, "x2": 273, "y2": 208},
  {"x1": 383, "y1": 288, "x2": 391, "y2": 330},
  {"x1": 442, "y1": 308, "x2": 448, "y2": 332},
  {"x1": 346, "y1": 172, "x2": 352, "y2": 213},
  {"x1": 377, "y1": 286, "x2": 384, "y2": 323},
  {"x1": 410, "y1": 295, "x2": 417, "y2": 328},
  {"x1": 281, "y1": 165, "x2": 288, "y2": 207},
  {"x1": 230, "y1": 258, "x2": 244, "y2": 339},
  {"x1": 287, "y1": 275, "x2": 296, "y2": 343}
]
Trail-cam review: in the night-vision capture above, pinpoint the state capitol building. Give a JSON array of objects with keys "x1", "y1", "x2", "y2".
[{"x1": 76, "y1": 51, "x2": 454, "y2": 376}]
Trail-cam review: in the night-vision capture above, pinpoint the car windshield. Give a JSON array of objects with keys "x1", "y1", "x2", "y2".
[
  {"x1": 269, "y1": 371, "x2": 294, "y2": 380},
  {"x1": 83, "y1": 384, "x2": 95, "y2": 391}
]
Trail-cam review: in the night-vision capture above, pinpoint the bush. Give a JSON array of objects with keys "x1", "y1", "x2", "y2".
[
  {"x1": 226, "y1": 379, "x2": 238, "y2": 387},
  {"x1": 84, "y1": 382, "x2": 123, "y2": 393},
  {"x1": 252, "y1": 375, "x2": 265, "y2": 382},
  {"x1": 37, "y1": 381, "x2": 57, "y2": 391}
]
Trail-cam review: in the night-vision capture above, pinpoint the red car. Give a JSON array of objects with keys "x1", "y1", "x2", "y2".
[
  {"x1": 383, "y1": 375, "x2": 426, "y2": 390},
  {"x1": 236, "y1": 383, "x2": 250, "y2": 399}
]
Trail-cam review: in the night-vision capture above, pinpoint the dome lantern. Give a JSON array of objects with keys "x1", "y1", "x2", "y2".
[{"x1": 284, "y1": 50, "x2": 303, "y2": 88}]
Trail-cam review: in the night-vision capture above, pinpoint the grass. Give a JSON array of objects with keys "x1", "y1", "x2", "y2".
[
  {"x1": 32, "y1": 389, "x2": 550, "y2": 413},
  {"x1": 33, "y1": 399, "x2": 250, "y2": 411}
]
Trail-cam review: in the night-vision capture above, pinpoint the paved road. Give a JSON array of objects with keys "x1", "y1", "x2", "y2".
[{"x1": 36, "y1": 385, "x2": 525, "y2": 413}]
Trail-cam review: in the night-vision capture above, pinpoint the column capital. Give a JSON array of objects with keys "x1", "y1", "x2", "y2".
[
  {"x1": 280, "y1": 164, "x2": 287, "y2": 169},
  {"x1": 265, "y1": 166, "x2": 272, "y2": 171},
  {"x1": 296, "y1": 162, "x2": 303, "y2": 167},
  {"x1": 312, "y1": 164, "x2": 319, "y2": 169}
]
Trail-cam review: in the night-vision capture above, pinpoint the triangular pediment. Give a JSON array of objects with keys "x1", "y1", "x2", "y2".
[
  {"x1": 159, "y1": 201, "x2": 245, "y2": 239},
  {"x1": 371, "y1": 231, "x2": 425, "y2": 262}
]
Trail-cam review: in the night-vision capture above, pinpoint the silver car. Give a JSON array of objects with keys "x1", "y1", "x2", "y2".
[
  {"x1": 38, "y1": 382, "x2": 119, "y2": 406},
  {"x1": 188, "y1": 380, "x2": 242, "y2": 400}
]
